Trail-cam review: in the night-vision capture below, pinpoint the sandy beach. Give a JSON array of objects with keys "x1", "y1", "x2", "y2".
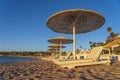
[{"x1": 0, "y1": 59, "x2": 120, "y2": 80}]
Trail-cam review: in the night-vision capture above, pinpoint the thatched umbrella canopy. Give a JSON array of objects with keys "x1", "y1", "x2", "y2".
[
  {"x1": 48, "y1": 43, "x2": 65, "y2": 55},
  {"x1": 48, "y1": 43, "x2": 66, "y2": 48},
  {"x1": 48, "y1": 48, "x2": 56, "y2": 53},
  {"x1": 104, "y1": 37, "x2": 120, "y2": 55},
  {"x1": 104, "y1": 37, "x2": 120, "y2": 48},
  {"x1": 48, "y1": 48, "x2": 60, "y2": 53},
  {"x1": 48, "y1": 36, "x2": 73, "y2": 57},
  {"x1": 48, "y1": 36, "x2": 73, "y2": 44},
  {"x1": 48, "y1": 48, "x2": 60, "y2": 50},
  {"x1": 46, "y1": 9, "x2": 105, "y2": 59}
]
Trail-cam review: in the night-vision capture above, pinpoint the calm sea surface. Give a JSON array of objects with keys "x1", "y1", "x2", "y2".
[{"x1": 0, "y1": 56, "x2": 36, "y2": 64}]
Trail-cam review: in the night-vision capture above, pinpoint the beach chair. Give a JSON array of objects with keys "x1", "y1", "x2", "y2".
[
  {"x1": 87, "y1": 46, "x2": 103, "y2": 61},
  {"x1": 87, "y1": 46, "x2": 111, "y2": 61},
  {"x1": 60, "y1": 52, "x2": 72, "y2": 59},
  {"x1": 75, "y1": 46, "x2": 108, "y2": 61}
]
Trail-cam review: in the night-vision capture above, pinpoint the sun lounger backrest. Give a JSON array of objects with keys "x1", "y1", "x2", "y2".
[{"x1": 88, "y1": 46, "x2": 103, "y2": 61}]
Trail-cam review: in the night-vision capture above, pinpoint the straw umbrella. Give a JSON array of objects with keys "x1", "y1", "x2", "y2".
[
  {"x1": 104, "y1": 37, "x2": 120, "y2": 54},
  {"x1": 46, "y1": 9, "x2": 105, "y2": 59},
  {"x1": 48, "y1": 43, "x2": 66, "y2": 48},
  {"x1": 48, "y1": 36, "x2": 73, "y2": 57},
  {"x1": 48, "y1": 48, "x2": 60, "y2": 53},
  {"x1": 104, "y1": 37, "x2": 120, "y2": 60},
  {"x1": 48, "y1": 43, "x2": 65, "y2": 57}
]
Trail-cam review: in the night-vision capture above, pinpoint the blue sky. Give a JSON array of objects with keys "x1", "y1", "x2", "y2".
[{"x1": 0, "y1": 0, "x2": 120, "y2": 51}]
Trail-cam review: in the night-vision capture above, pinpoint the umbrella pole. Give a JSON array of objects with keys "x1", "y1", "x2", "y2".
[
  {"x1": 73, "y1": 24, "x2": 76, "y2": 59},
  {"x1": 108, "y1": 48, "x2": 111, "y2": 61},
  {"x1": 56, "y1": 47, "x2": 57, "y2": 58},
  {"x1": 60, "y1": 42, "x2": 62, "y2": 58}
]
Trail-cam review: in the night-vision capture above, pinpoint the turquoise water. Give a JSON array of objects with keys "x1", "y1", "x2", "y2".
[{"x1": 0, "y1": 56, "x2": 36, "y2": 64}]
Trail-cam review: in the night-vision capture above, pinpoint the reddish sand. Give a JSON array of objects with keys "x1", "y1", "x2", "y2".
[{"x1": 0, "y1": 59, "x2": 120, "y2": 80}]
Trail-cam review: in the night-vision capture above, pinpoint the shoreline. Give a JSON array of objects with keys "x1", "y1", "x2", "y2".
[{"x1": 0, "y1": 55, "x2": 40, "y2": 59}]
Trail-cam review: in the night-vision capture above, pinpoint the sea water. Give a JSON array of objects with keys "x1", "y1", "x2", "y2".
[{"x1": 0, "y1": 56, "x2": 36, "y2": 64}]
